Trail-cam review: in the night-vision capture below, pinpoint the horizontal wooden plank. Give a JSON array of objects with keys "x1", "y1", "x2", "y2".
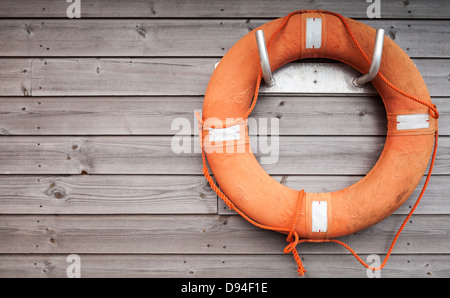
[
  {"x1": 0, "y1": 136, "x2": 447, "y2": 175},
  {"x1": 27, "y1": 58, "x2": 449, "y2": 96},
  {"x1": 2, "y1": 96, "x2": 447, "y2": 136},
  {"x1": 0, "y1": 174, "x2": 447, "y2": 215},
  {"x1": 218, "y1": 175, "x2": 450, "y2": 216},
  {"x1": 0, "y1": 20, "x2": 447, "y2": 58},
  {"x1": 0, "y1": 96, "x2": 385, "y2": 136},
  {"x1": 0, "y1": 0, "x2": 448, "y2": 19},
  {"x1": 0, "y1": 59, "x2": 445, "y2": 97},
  {"x1": 0, "y1": 175, "x2": 216, "y2": 214},
  {"x1": 0, "y1": 59, "x2": 31, "y2": 96},
  {"x1": 362, "y1": 20, "x2": 450, "y2": 58},
  {"x1": 0, "y1": 135, "x2": 388, "y2": 174},
  {"x1": 31, "y1": 58, "x2": 214, "y2": 96},
  {"x1": 0, "y1": 254, "x2": 447, "y2": 278},
  {"x1": 0, "y1": 214, "x2": 447, "y2": 254},
  {"x1": 0, "y1": 96, "x2": 205, "y2": 136},
  {"x1": 0, "y1": 19, "x2": 239, "y2": 58}
]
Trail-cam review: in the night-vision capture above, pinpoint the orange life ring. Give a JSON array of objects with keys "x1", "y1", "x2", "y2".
[{"x1": 197, "y1": 10, "x2": 439, "y2": 275}]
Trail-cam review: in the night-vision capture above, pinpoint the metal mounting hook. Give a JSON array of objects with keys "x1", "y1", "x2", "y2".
[
  {"x1": 255, "y1": 30, "x2": 276, "y2": 86},
  {"x1": 255, "y1": 28, "x2": 384, "y2": 88},
  {"x1": 353, "y1": 29, "x2": 385, "y2": 87}
]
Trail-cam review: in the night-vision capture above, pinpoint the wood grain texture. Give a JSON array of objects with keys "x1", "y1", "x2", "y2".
[
  {"x1": 0, "y1": 174, "x2": 447, "y2": 215},
  {"x1": 0, "y1": 175, "x2": 216, "y2": 214},
  {"x1": 31, "y1": 58, "x2": 214, "y2": 96},
  {"x1": 0, "y1": 136, "x2": 447, "y2": 175},
  {"x1": 0, "y1": 96, "x2": 386, "y2": 136},
  {"x1": 0, "y1": 59, "x2": 31, "y2": 96},
  {"x1": 1, "y1": 96, "x2": 447, "y2": 136},
  {"x1": 28, "y1": 58, "x2": 450, "y2": 96},
  {"x1": 0, "y1": 0, "x2": 448, "y2": 18},
  {"x1": 0, "y1": 20, "x2": 448, "y2": 57},
  {"x1": 0, "y1": 214, "x2": 447, "y2": 254},
  {"x1": 0, "y1": 254, "x2": 447, "y2": 278},
  {"x1": 0, "y1": 58, "x2": 445, "y2": 97},
  {"x1": 0, "y1": 96, "x2": 205, "y2": 136}
]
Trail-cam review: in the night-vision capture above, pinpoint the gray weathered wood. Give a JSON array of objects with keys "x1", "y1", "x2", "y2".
[
  {"x1": 0, "y1": 254, "x2": 447, "y2": 278},
  {"x1": 360, "y1": 20, "x2": 450, "y2": 58},
  {"x1": 0, "y1": 174, "x2": 447, "y2": 215},
  {"x1": 0, "y1": 214, "x2": 447, "y2": 254},
  {"x1": 218, "y1": 175, "x2": 450, "y2": 216},
  {"x1": 31, "y1": 58, "x2": 214, "y2": 96},
  {"x1": 0, "y1": 96, "x2": 205, "y2": 136},
  {"x1": 29, "y1": 58, "x2": 449, "y2": 96},
  {"x1": 1, "y1": 96, "x2": 448, "y2": 136},
  {"x1": 0, "y1": 59, "x2": 31, "y2": 96},
  {"x1": 0, "y1": 175, "x2": 216, "y2": 214},
  {"x1": 0, "y1": 136, "x2": 446, "y2": 175},
  {"x1": 0, "y1": 0, "x2": 448, "y2": 19},
  {"x1": 0, "y1": 96, "x2": 386, "y2": 136},
  {"x1": 0, "y1": 20, "x2": 447, "y2": 57},
  {"x1": 0, "y1": 59, "x2": 445, "y2": 97}
]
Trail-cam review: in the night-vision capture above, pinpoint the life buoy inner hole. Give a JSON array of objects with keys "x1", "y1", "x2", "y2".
[{"x1": 247, "y1": 59, "x2": 387, "y2": 193}]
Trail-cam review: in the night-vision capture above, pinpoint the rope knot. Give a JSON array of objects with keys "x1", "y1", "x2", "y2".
[
  {"x1": 284, "y1": 231, "x2": 306, "y2": 276},
  {"x1": 284, "y1": 231, "x2": 299, "y2": 253}
]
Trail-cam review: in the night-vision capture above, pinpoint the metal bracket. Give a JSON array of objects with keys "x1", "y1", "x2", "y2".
[
  {"x1": 255, "y1": 30, "x2": 275, "y2": 86},
  {"x1": 353, "y1": 29, "x2": 385, "y2": 87},
  {"x1": 254, "y1": 28, "x2": 384, "y2": 88}
]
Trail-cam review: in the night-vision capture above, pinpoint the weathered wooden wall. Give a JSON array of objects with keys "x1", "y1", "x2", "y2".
[{"x1": 0, "y1": 0, "x2": 449, "y2": 278}]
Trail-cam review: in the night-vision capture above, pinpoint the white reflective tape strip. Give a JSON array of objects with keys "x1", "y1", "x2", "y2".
[
  {"x1": 208, "y1": 125, "x2": 240, "y2": 142},
  {"x1": 311, "y1": 201, "x2": 327, "y2": 233},
  {"x1": 396, "y1": 113, "x2": 429, "y2": 130},
  {"x1": 306, "y1": 18, "x2": 322, "y2": 49}
]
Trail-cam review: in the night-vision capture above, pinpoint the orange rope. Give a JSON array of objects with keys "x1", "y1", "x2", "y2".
[
  {"x1": 293, "y1": 126, "x2": 438, "y2": 272},
  {"x1": 318, "y1": 9, "x2": 440, "y2": 119},
  {"x1": 198, "y1": 10, "x2": 440, "y2": 276}
]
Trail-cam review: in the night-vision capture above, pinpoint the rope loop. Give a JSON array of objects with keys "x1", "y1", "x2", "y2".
[{"x1": 430, "y1": 104, "x2": 439, "y2": 119}]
